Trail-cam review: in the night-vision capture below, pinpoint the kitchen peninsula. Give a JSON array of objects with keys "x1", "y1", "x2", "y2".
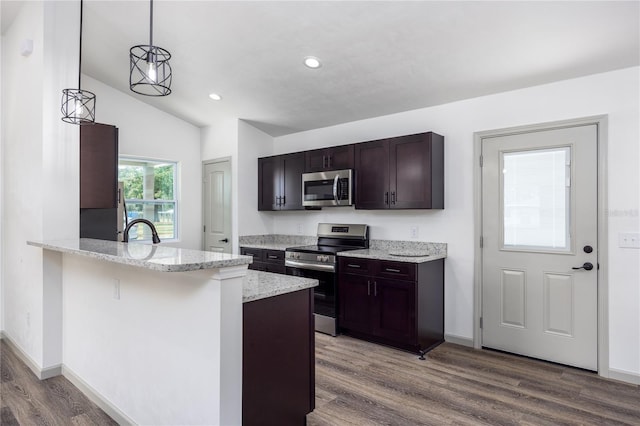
[{"x1": 27, "y1": 238, "x2": 317, "y2": 425}]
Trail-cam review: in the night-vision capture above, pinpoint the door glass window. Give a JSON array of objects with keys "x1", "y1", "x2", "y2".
[{"x1": 502, "y1": 147, "x2": 571, "y2": 251}]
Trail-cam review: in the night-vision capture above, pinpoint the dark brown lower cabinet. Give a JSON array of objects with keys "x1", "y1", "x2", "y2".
[
  {"x1": 338, "y1": 257, "x2": 444, "y2": 356},
  {"x1": 243, "y1": 288, "x2": 315, "y2": 425},
  {"x1": 240, "y1": 247, "x2": 286, "y2": 274}
]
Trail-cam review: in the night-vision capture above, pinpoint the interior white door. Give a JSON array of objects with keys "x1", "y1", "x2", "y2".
[
  {"x1": 481, "y1": 124, "x2": 598, "y2": 370},
  {"x1": 203, "y1": 160, "x2": 232, "y2": 254}
]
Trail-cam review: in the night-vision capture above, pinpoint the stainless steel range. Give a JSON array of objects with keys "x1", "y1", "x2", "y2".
[{"x1": 285, "y1": 223, "x2": 369, "y2": 336}]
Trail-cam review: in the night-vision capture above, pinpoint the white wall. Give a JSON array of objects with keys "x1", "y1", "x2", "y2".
[
  {"x1": 1, "y1": 1, "x2": 78, "y2": 368},
  {"x1": 83, "y1": 76, "x2": 202, "y2": 250},
  {"x1": 62, "y1": 254, "x2": 245, "y2": 425},
  {"x1": 265, "y1": 67, "x2": 640, "y2": 377},
  {"x1": 237, "y1": 120, "x2": 275, "y2": 237},
  {"x1": 0, "y1": 1, "x2": 4, "y2": 333}
]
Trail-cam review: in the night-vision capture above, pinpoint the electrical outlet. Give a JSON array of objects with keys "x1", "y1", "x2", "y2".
[
  {"x1": 113, "y1": 279, "x2": 120, "y2": 300},
  {"x1": 26, "y1": 312, "x2": 31, "y2": 328},
  {"x1": 297, "y1": 223, "x2": 304, "y2": 234},
  {"x1": 410, "y1": 226, "x2": 419, "y2": 239},
  {"x1": 619, "y1": 232, "x2": 640, "y2": 248}
]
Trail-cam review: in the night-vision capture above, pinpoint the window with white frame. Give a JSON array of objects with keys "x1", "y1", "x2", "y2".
[{"x1": 118, "y1": 158, "x2": 178, "y2": 241}]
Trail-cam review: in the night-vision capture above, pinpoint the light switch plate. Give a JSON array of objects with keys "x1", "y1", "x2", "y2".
[{"x1": 618, "y1": 232, "x2": 640, "y2": 248}]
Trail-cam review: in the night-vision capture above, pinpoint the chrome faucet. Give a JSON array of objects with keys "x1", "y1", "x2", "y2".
[{"x1": 123, "y1": 218, "x2": 161, "y2": 244}]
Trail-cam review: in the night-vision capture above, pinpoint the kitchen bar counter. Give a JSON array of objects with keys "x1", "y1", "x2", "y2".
[
  {"x1": 243, "y1": 270, "x2": 317, "y2": 302},
  {"x1": 27, "y1": 238, "x2": 252, "y2": 272},
  {"x1": 29, "y1": 238, "x2": 250, "y2": 425}
]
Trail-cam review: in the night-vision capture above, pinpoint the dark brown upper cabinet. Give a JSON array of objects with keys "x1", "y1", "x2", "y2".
[
  {"x1": 258, "y1": 152, "x2": 305, "y2": 211},
  {"x1": 80, "y1": 123, "x2": 119, "y2": 209},
  {"x1": 354, "y1": 132, "x2": 444, "y2": 210},
  {"x1": 304, "y1": 145, "x2": 354, "y2": 172}
]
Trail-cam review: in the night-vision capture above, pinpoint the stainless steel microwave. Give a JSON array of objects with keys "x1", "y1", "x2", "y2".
[{"x1": 302, "y1": 169, "x2": 353, "y2": 207}]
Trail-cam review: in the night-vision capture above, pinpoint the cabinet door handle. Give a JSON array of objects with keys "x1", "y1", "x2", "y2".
[
  {"x1": 347, "y1": 264, "x2": 361, "y2": 268},
  {"x1": 385, "y1": 268, "x2": 401, "y2": 273},
  {"x1": 367, "y1": 280, "x2": 371, "y2": 296},
  {"x1": 281, "y1": 195, "x2": 285, "y2": 205},
  {"x1": 328, "y1": 155, "x2": 332, "y2": 168},
  {"x1": 391, "y1": 191, "x2": 396, "y2": 205},
  {"x1": 374, "y1": 281, "x2": 377, "y2": 296},
  {"x1": 323, "y1": 155, "x2": 328, "y2": 169},
  {"x1": 384, "y1": 192, "x2": 389, "y2": 205}
]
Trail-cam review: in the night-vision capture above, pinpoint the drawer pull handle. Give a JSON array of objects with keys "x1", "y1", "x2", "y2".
[
  {"x1": 347, "y1": 264, "x2": 361, "y2": 268},
  {"x1": 385, "y1": 268, "x2": 401, "y2": 273},
  {"x1": 267, "y1": 255, "x2": 278, "y2": 259}
]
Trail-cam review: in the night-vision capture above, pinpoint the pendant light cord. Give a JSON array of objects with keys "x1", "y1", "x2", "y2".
[
  {"x1": 149, "y1": 0, "x2": 153, "y2": 49},
  {"x1": 78, "y1": 0, "x2": 83, "y2": 89}
]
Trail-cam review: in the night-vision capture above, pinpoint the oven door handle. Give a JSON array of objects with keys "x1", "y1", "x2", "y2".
[{"x1": 285, "y1": 260, "x2": 336, "y2": 272}]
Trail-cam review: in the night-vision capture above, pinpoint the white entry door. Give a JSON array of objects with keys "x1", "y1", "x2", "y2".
[
  {"x1": 481, "y1": 124, "x2": 598, "y2": 370},
  {"x1": 203, "y1": 159, "x2": 232, "y2": 254}
]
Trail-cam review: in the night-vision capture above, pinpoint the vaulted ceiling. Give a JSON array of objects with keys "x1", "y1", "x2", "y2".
[{"x1": 4, "y1": 1, "x2": 640, "y2": 136}]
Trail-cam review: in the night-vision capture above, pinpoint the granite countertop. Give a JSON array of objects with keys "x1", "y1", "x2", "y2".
[
  {"x1": 338, "y1": 249, "x2": 446, "y2": 263},
  {"x1": 28, "y1": 238, "x2": 252, "y2": 272},
  {"x1": 243, "y1": 270, "x2": 318, "y2": 303},
  {"x1": 239, "y1": 234, "x2": 448, "y2": 263},
  {"x1": 239, "y1": 234, "x2": 316, "y2": 252},
  {"x1": 338, "y1": 240, "x2": 447, "y2": 263},
  {"x1": 240, "y1": 242, "x2": 294, "y2": 251}
]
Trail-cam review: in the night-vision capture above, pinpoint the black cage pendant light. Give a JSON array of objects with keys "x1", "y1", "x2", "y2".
[
  {"x1": 130, "y1": 0, "x2": 172, "y2": 96},
  {"x1": 61, "y1": 0, "x2": 96, "y2": 124}
]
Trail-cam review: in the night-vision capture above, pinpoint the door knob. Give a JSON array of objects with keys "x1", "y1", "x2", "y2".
[
  {"x1": 219, "y1": 238, "x2": 229, "y2": 243},
  {"x1": 572, "y1": 262, "x2": 594, "y2": 271}
]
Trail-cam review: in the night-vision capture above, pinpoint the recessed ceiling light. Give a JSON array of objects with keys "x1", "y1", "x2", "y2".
[
  {"x1": 209, "y1": 93, "x2": 222, "y2": 101},
  {"x1": 303, "y1": 56, "x2": 322, "y2": 69}
]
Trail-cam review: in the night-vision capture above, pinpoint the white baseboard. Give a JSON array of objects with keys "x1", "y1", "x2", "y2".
[
  {"x1": 63, "y1": 365, "x2": 136, "y2": 425},
  {"x1": 0, "y1": 332, "x2": 62, "y2": 379},
  {"x1": 444, "y1": 333, "x2": 474, "y2": 347},
  {"x1": 1, "y1": 331, "x2": 133, "y2": 424},
  {"x1": 608, "y1": 367, "x2": 640, "y2": 385}
]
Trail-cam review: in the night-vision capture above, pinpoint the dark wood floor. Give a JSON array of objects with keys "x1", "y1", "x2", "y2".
[
  {"x1": 2, "y1": 335, "x2": 639, "y2": 425},
  {"x1": 308, "y1": 333, "x2": 640, "y2": 426},
  {"x1": 0, "y1": 340, "x2": 117, "y2": 426}
]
